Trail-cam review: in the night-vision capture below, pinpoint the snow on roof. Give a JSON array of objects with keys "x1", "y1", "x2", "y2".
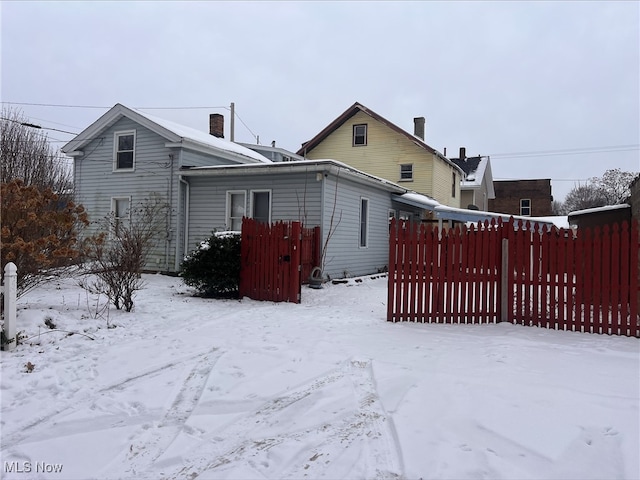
[
  {"x1": 133, "y1": 108, "x2": 271, "y2": 164},
  {"x1": 461, "y1": 157, "x2": 488, "y2": 188},
  {"x1": 395, "y1": 191, "x2": 440, "y2": 209},
  {"x1": 394, "y1": 192, "x2": 569, "y2": 229},
  {"x1": 568, "y1": 203, "x2": 630, "y2": 217}
]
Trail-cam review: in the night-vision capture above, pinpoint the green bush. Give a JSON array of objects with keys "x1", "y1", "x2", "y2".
[{"x1": 180, "y1": 232, "x2": 241, "y2": 298}]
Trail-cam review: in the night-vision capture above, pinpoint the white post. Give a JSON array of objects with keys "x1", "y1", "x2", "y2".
[{"x1": 2, "y1": 262, "x2": 17, "y2": 351}]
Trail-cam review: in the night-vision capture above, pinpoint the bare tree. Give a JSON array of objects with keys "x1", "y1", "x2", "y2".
[
  {"x1": 1, "y1": 107, "x2": 73, "y2": 194},
  {"x1": 590, "y1": 168, "x2": 637, "y2": 205},
  {"x1": 561, "y1": 183, "x2": 607, "y2": 214}
]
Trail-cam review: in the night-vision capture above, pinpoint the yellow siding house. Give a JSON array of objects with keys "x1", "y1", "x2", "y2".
[{"x1": 297, "y1": 102, "x2": 464, "y2": 208}]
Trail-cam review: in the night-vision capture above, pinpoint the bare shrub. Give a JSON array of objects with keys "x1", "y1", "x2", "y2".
[{"x1": 80, "y1": 195, "x2": 169, "y2": 312}]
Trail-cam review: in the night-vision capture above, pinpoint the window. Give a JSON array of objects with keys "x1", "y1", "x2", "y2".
[
  {"x1": 359, "y1": 197, "x2": 369, "y2": 248},
  {"x1": 520, "y1": 198, "x2": 531, "y2": 216},
  {"x1": 400, "y1": 164, "x2": 413, "y2": 181},
  {"x1": 452, "y1": 172, "x2": 457, "y2": 198},
  {"x1": 353, "y1": 124, "x2": 367, "y2": 146},
  {"x1": 111, "y1": 197, "x2": 130, "y2": 236},
  {"x1": 227, "y1": 191, "x2": 246, "y2": 230},
  {"x1": 388, "y1": 209, "x2": 396, "y2": 232},
  {"x1": 251, "y1": 190, "x2": 271, "y2": 224},
  {"x1": 114, "y1": 131, "x2": 136, "y2": 170}
]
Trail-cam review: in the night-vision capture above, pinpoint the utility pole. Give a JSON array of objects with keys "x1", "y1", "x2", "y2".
[{"x1": 230, "y1": 102, "x2": 235, "y2": 142}]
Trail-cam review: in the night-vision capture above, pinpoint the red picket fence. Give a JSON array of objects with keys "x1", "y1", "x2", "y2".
[
  {"x1": 240, "y1": 218, "x2": 320, "y2": 303},
  {"x1": 387, "y1": 219, "x2": 502, "y2": 324},
  {"x1": 505, "y1": 218, "x2": 639, "y2": 336},
  {"x1": 301, "y1": 226, "x2": 321, "y2": 285},
  {"x1": 387, "y1": 218, "x2": 640, "y2": 337}
]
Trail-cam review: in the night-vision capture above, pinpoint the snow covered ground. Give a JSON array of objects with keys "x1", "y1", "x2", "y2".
[{"x1": 1, "y1": 273, "x2": 638, "y2": 480}]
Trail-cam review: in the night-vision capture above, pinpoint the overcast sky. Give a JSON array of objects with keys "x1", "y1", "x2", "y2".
[{"x1": 2, "y1": 1, "x2": 638, "y2": 202}]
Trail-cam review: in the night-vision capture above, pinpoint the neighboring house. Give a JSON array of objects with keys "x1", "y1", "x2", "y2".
[
  {"x1": 450, "y1": 147, "x2": 495, "y2": 211},
  {"x1": 488, "y1": 179, "x2": 553, "y2": 217},
  {"x1": 62, "y1": 103, "x2": 427, "y2": 278},
  {"x1": 62, "y1": 104, "x2": 272, "y2": 273},
  {"x1": 296, "y1": 102, "x2": 465, "y2": 210},
  {"x1": 237, "y1": 142, "x2": 305, "y2": 163}
]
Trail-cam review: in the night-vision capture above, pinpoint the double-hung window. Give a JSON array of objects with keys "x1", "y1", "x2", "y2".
[
  {"x1": 114, "y1": 130, "x2": 136, "y2": 171},
  {"x1": 353, "y1": 124, "x2": 367, "y2": 146},
  {"x1": 227, "y1": 191, "x2": 246, "y2": 231},
  {"x1": 359, "y1": 197, "x2": 369, "y2": 248},
  {"x1": 400, "y1": 164, "x2": 413, "y2": 181},
  {"x1": 111, "y1": 197, "x2": 130, "y2": 237},
  {"x1": 520, "y1": 199, "x2": 531, "y2": 216},
  {"x1": 251, "y1": 190, "x2": 271, "y2": 224}
]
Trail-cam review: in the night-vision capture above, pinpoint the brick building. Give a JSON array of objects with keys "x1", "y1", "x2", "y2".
[{"x1": 488, "y1": 179, "x2": 553, "y2": 217}]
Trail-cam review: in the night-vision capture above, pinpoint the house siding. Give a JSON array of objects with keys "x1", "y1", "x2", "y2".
[
  {"x1": 73, "y1": 116, "x2": 179, "y2": 270},
  {"x1": 320, "y1": 173, "x2": 392, "y2": 279},
  {"x1": 184, "y1": 169, "x2": 394, "y2": 279},
  {"x1": 302, "y1": 110, "x2": 460, "y2": 207},
  {"x1": 184, "y1": 172, "x2": 323, "y2": 255},
  {"x1": 431, "y1": 159, "x2": 461, "y2": 208},
  {"x1": 181, "y1": 149, "x2": 236, "y2": 168}
]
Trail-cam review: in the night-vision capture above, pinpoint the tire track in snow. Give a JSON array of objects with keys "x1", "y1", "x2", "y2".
[
  {"x1": 162, "y1": 359, "x2": 404, "y2": 480},
  {"x1": 0, "y1": 348, "x2": 216, "y2": 450},
  {"x1": 100, "y1": 347, "x2": 222, "y2": 478},
  {"x1": 280, "y1": 359, "x2": 404, "y2": 479}
]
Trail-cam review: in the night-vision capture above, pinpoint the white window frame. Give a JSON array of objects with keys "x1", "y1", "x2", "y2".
[
  {"x1": 359, "y1": 197, "x2": 369, "y2": 248},
  {"x1": 110, "y1": 196, "x2": 131, "y2": 238},
  {"x1": 388, "y1": 209, "x2": 396, "y2": 232},
  {"x1": 353, "y1": 124, "x2": 367, "y2": 146},
  {"x1": 400, "y1": 164, "x2": 413, "y2": 181},
  {"x1": 250, "y1": 189, "x2": 272, "y2": 224},
  {"x1": 520, "y1": 198, "x2": 531, "y2": 216},
  {"x1": 226, "y1": 190, "x2": 246, "y2": 231},
  {"x1": 113, "y1": 130, "x2": 136, "y2": 171}
]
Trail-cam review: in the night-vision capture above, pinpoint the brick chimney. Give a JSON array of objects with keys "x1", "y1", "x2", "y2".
[
  {"x1": 413, "y1": 117, "x2": 425, "y2": 140},
  {"x1": 209, "y1": 114, "x2": 224, "y2": 138}
]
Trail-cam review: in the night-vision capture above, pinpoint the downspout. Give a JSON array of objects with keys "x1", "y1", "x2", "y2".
[
  {"x1": 177, "y1": 175, "x2": 190, "y2": 272},
  {"x1": 165, "y1": 153, "x2": 175, "y2": 272},
  {"x1": 320, "y1": 168, "x2": 326, "y2": 269}
]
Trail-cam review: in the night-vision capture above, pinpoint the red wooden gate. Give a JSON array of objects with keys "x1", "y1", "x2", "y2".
[
  {"x1": 387, "y1": 218, "x2": 640, "y2": 337},
  {"x1": 387, "y1": 219, "x2": 501, "y2": 324},
  {"x1": 240, "y1": 218, "x2": 320, "y2": 303}
]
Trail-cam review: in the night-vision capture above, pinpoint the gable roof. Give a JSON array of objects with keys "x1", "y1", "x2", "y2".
[
  {"x1": 61, "y1": 104, "x2": 271, "y2": 164},
  {"x1": 296, "y1": 102, "x2": 463, "y2": 174},
  {"x1": 451, "y1": 155, "x2": 495, "y2": 198}
]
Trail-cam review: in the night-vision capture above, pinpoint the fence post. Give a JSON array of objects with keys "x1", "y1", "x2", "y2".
[
  {"x1": 501, "y1": 238, "x2": 509, "y2": 323},
  {"x1": 2, "y1": 262, "x2": 17, "y2": 351}
]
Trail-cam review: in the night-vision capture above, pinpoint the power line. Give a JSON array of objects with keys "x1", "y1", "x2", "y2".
[
  {"x1": 488, "y1": 144, "x2": 639, "y2": 158},
  {"x1": 0, "y1": 117, "x2": 78, "y2": 135},
  {"x1": 2, "y1": 101, "x2": 228, "y2": 110}
]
